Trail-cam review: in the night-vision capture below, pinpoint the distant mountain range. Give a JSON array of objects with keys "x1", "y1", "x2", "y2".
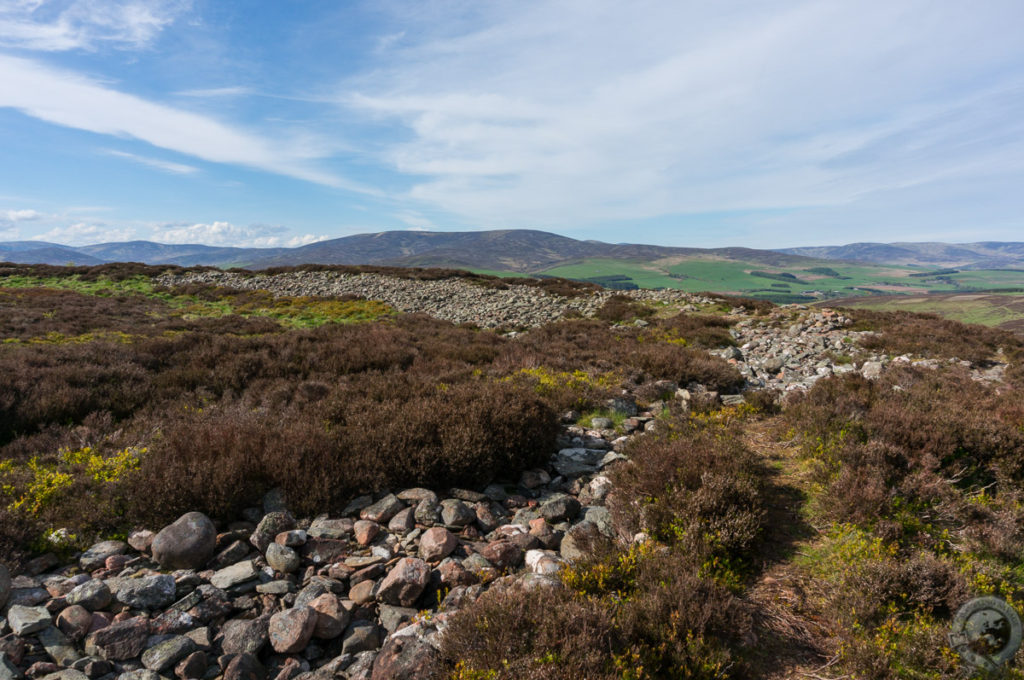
[
  {"x1": 0, "y1": 230, "x2": 810, "y2": 271},
  {"x1": 2, "y1": 231, "x2": 1023, "y2": 272},
  {"x1": 777, "y1": 241, "x2": 1024, "y2": 269}
]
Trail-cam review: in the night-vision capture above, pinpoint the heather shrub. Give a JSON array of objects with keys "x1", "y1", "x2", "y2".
[
  {"x1": 633, "y1": 343, "x2": 745, "y2": 393},
  {"x1": 610, "y1": 415, "x2": 766, "y2": 567},
  {"x1": 784, "y1": 366, "x2": 1024, "y2": 678},
  {"x1": 653, "y1": 312, "x2": 736, "y2": 348},
  {"x1": 441, "y1": 547, "x2": 753, "y2": 679},
  {"x1": 595, "y1": 294, "x2": 655, "y2": 322},
  {"x1": 846, "y1": 309, "x2": 1023, "y2": 364},
  {"x1": 706, "y1": 293, "x2": 774, "y2": 315}
]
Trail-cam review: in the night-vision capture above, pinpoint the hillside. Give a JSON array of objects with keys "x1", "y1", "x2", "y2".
[
  {"x1": 779, "y1": 241, "x2": 1024, "y2": 269},
  {"x1": 1, "y1": 230, "x2": 817, "y2": 272},
  {"x1": 1, "y1": 263, "x2": 1023, "y2": 679}
]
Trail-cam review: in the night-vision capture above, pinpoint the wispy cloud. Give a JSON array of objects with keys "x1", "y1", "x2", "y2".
[
  {"x1": 0, "y1": 54, "x2": 379, "y2": 194},
  {"x1": 174, "y1": 86, "x2": 254, "y2": 98},
  {"x1": 0, "y1": 0, "x2": 191, "y2": 51},
  {"x1": 346, "y1": 1, "x2": 1024, "y2": 231},
  {"x1": 103, "y1": 149, "x2": 199, "y2": 174}
]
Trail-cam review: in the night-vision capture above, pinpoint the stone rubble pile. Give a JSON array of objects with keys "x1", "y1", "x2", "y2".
[
  {"x1": 0, "y1": 402, "x2": 658, "y2": 680},
  {"x1": 153, "y1": 271, "x2": 711, "y2": 329}
]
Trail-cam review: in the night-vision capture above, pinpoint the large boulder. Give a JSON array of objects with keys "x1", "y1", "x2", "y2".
[{"x1": 151, "y1": 512, "x2": 217, "y2": 570}]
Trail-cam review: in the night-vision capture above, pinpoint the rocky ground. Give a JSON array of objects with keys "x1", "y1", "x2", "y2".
[
  {"x1": 154, "y1": 270, "x2": 707, "y2": 329},
  {"x1": 2, "y1": 272, "x2": 1011, "y2": 680},
  {"x1": 0, "y1": 403, "x2": 648, "y2": 680}
]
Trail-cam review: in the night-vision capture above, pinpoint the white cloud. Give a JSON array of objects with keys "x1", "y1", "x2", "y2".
[
  {"x1": 0, "y1": 55, "x2": 378, "y2": 194},
  {"x1": 0, "y1": 0, "x2": 190, "y2": 51},
  {"x1": 150, "y1": 221, "x2": 328, "y2": 248},
  {"x1": 3, "y1": 208, "x2": 43, "y2": 222},
  {"x1": 34, "y1": 221, "x2": 136, "y2": 244},
  {"x1": 103, "y1": 149, "x2": 198, "y2": 174},
  {"x1": 346, "y1": 1, "x2": 1024, "y2": 230},
  {"x1": 284, "y1": 234, "x2": 329, "y2": 247}
]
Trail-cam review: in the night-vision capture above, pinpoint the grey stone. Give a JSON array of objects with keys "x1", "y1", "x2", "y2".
[
  {"x1": 306, "y1": 518, "x2": 351, "y2": 540},
  {"x1": 265, "y1": 544, "x2": 300, "y2": 574},
  {"x1": 117, "y1": 671, "x2": 161, "y2": 680},
  {"x1": 79, "y1": 541, "x2": 128, "y2": 572},
  {"x1": 376, "y1": 606, "x2": 417, "y2": 635},
  {"x1": 413, "y1": 498, "x2": 440, "y2": 526},
  {"x1": 39, "y1": 671, "x2": 88, "y2": 680},
  {"x1": 341, "y1": 496, "x2": 373, "y2": 517},
  {"x1": 210, "y1": 561, "x2": 257, "y2": 590},
  {"x1": 861, "y1": 360, "x2": 884, "y2": 380},
  {"x1": 539, "y1": 495, "x2": 581, "y2": 523},
  {"x1": 66, "y1": 580, "x2": 112, "y2": 611},
  {"x1": 386, "y1": 508, "x2": 415, "y2": 535},
  {"x1": 439, "y1": 500, "x2": 474, "y2": 527},
  {"x1": 116, "y1": 574, "x2": 176, "y2": 610},
  {"x1": 250, "y1": 512, "x2": 295, "y2": 553},
  {"x1": 219, "y1": 615, "x2": 270, "y2": 656},
  {"x1": 141, "y1": 636, "x2": 195, "y2": 672},
  {"x1": 370, "y1": 633, "x2": 438, "y2": 680},
  {"x1": 584, "y1": 506, "x2": 615, "y2": 537},
  {"x1": 359, "y1": 495, "x2": 404, "y2": 524},
  {"x1": 395, "y1": 489, "x2": 438, "y2": 504},
  {"x1": 37, "y1": 626, "x2": 82, "y2": 666},
  {"x1": 341, "y1": 622, "x2": 380, "y2": 656},
  {"x1": 8, "y1": 605, "x2": 51, "y2": 635},
  {"x1": 152, "y1": 513, "x2": 218, "y2": 571}
]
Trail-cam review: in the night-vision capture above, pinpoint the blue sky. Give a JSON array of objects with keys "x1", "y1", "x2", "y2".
[{"x1": 1, "y1": 1, "x2": 1022, "y2": 250}]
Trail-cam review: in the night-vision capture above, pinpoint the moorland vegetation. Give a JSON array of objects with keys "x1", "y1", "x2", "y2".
[{"x1": 2, "y1": 263, "x2": 1024, "y2": 679}]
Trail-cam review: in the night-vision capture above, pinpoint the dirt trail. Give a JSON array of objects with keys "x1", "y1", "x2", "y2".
[{"x1": 740, "y1": 417, "x2": 837, "y2": 679}]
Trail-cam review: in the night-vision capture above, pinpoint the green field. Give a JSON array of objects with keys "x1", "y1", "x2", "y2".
[
  {"x1": 535, "y1": 257, "x2": 1024, "y2": 303},
  {"x1": 827, "y1": 292, "x2": 1024, "y2": 332}
]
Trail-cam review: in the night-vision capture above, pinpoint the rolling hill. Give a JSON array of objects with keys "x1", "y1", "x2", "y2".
[{"x1": 778, "y1": 241, "x2": 1024, "y2": 269}]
